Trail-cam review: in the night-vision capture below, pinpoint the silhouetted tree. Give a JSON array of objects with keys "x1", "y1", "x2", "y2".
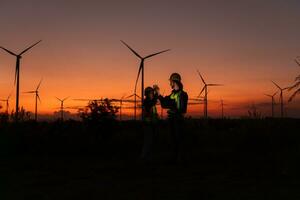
[
  {"x1": 10, "y1": 107, "x2": 32, "y2": 122},
  {"x1": 79, "y1": 99, "x2": 119, "y2": 124},
  {"x1": 78, "y1": 99, "x2": 119, "y2": 142},
  {"x1": 0, "y1": 105, "x2": 9, "y2": 123}
]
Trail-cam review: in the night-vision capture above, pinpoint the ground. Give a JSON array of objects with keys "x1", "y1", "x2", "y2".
[{"x1": 1, "y1": 119, "x2": 300, "y2": 199}]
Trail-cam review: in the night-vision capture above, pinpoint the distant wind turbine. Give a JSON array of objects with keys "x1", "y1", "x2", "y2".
[
  {"x1": 121, "y1": 40, "x2": 170, "y2": 120},
  {"x1": 56, "y1": 97, "x2": 69, "y2": 121},
  {"x1": 0, "y1": 93, "x2": 12, "y2": 113},
  {"x1": 271, "y1": 81, "x2": 289, "y2": 118},
  {"x1": 197, "y1": 70, "x2": 223, "y2": 118},
  {"x1": 125, "y1": 92, "x2": 141, "y2": 120},
  {"x1": 220, "y1": 99, "x2": 228, "y2": 119},
  {"x1": 24, "y1": 79, "x2": 42, "y2": 121},
  {"x1": 0, "y1": 40, "x2": 42, "y2": 120},
  {"x1": 264, "y1": 91, "x2": 277, "y2": 118},
  {"x1": 119, "y1": 95, "x2": 126, "y2": 121}
]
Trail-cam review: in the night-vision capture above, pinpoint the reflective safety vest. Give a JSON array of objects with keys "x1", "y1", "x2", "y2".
[{"x1": 170, "y1": 90, "x2": 182, "y2": 111}]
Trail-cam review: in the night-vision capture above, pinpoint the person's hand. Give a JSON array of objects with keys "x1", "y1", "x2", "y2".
[{"x1": 153, "y1": 85, "x2": 160, "y2": 95}]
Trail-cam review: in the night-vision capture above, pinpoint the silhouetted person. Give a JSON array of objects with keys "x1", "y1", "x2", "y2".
[
  {"x1": 155, "y1": 73, "x2": 188, "y2": 162},
  {"x1": 141, "y1": 87, "x2": 159, "y2": 161}
]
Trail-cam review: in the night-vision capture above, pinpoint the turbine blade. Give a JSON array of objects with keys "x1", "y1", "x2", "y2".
[
  {"x1": 55, "y1": 97, "x2": 62, "y2": 102},
  {"x1": 295, "y1": 59, "x2": 300, "y2": 67},
  {"x1": 207, "y1": 84, "x2": 223, "y2": 86},
  {"x1": 0, "y1": 47, "x2": 17, "y2": 56},
  {"x1": 197, "y1": 70, "x2": 206, "y2": 84},
  {"x1": 36, "y1": 78, "x2": 43, "y2": 90},
  {"x1": 62, "y1": 96, "x2": 70, "y2": 101},
  {"x1": 19, "y1": 40, "x2": 42, "y2": 56},
  {"x1": 37, "y1": 94, "x2": 41, "y2": 103},
  {"x1": 110, "y1": 98, "x2": 119, "y2": 102},
  {"x1": 271, "y1": 81, "x2": 282, "y2": 90},
  {"x1": 126, "y1": 94, "x2": 134, "y2": 99},
  {"x1": 134, "y1": 61, "x2": 143, "y2": 93},
  {"x1": 122, "y1": 99, "x2": 136, "y2": 103},
  {"x1": 198, "y1": 86, "x2": 206, "y2": 97},
  {"x1": 272, "y1": 91, "x2": 278, "y2": 97},
  {"x1": 288, "y1": 88, "x2": 300, "y2": 102},
  {"x1": 144, "y1": 49, "x2": 170, "y2": 59},
  {"x1": 264, "y1": 94, "x2": 272, "y2": 97},
  {"x1": 121, "y1": 94, "x2": 126, "y2": 99},
  {"x1": 135, "y1": 94, "x2": 141, "y2": 99},
  {"x1": 120, "y1": 40, "x2": 142, "y2": 59},
  {"x1": 24, "y1": 91, "x2": 36, "y2": 93}
]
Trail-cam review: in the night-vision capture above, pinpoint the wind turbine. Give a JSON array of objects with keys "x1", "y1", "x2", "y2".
[
  {"x1": 119, "y1": 95, "x2": 126, "y2": 121},
  {"x1": 0, "y1": 93, "x2": 12, "y2": 113},
  {"x1": 0, "y1": 40, "x2": 42, "y2": 120},
  {"x1": 264, "y1": 91, "x2": 277, "y2": 118},
  {"x1": 56, "y1": 97, "x2": 69, "y2": 121},
  {"x1": 220, "y1": 99, "x2": 228, "y2": 119},
  {"x1": 197, "y1": 70, "x2": 223, "y2": 118},
  {"x1": 271, "y1": 81, "x2": 289, "y2": 118},
  {"x1": 121, "y1": 40, "x2": 170, "y2": 120},
  {"x1": 24, "y1": 79, "x2": 42, "y2": 121},
  {"x1": 125, "y1": 92, "x2": 141, "y2": 120}
]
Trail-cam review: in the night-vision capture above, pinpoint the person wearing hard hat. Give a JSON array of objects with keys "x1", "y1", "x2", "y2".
[
  {"x1": 141, "y1": 86, "x2": 159, "y2": 161},
  {"x1": 154, "y1": 73, "x2": 188, "y2": 162}
]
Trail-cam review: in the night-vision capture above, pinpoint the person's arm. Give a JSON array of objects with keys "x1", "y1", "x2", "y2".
[{"x1": 158, "y1": 95, "x2": 175, "y2": 109}]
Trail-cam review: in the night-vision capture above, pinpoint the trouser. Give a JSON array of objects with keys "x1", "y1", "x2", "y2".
[
  {"x1": 169, "y1": 116, "x2": 185, "y2": 160},
  {"x1": 141, "y1": 121, "x2": 158, "y2": 160}
]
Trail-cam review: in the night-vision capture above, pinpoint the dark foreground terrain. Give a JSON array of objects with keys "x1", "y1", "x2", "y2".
[{"x1": 1, "y1": 119, "x2": 300, "y2": 199}]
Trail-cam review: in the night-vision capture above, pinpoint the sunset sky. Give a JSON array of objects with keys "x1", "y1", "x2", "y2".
[{"x1": 0, "y1": 0, "x2": 300, "y2": 118}]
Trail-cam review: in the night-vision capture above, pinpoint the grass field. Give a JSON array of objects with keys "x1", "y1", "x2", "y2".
[{"x1": 1, "y1": 119, "x2": 300, "y2": 199}]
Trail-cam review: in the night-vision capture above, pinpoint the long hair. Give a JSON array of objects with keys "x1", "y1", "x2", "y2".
[{"x1": 174, "y1": 80, "x2": 183, "y2": 90}]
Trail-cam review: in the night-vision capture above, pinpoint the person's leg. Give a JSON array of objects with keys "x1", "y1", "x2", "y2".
[
  {"x1": 141, "y1": 122, "x2": 154, "y2": 160},
  {"x1": 176, "y1": 117, "x2": 185, "y2": 162},
  {"x1": 169, "y1": 115, "x2": 185, "y2": 162},
  {"x1": 169, "y1": 118, "x2": 179, "y2": 160}
]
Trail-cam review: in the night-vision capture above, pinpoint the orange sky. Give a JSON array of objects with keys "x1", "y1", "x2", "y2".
[{"x1": 0, "y1": 0, "x2": 300, "y2": 118}]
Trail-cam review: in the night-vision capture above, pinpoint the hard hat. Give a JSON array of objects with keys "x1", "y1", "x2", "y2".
[{"x1": 169, "y1": 73, "x2": 181, "y2": 82}]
